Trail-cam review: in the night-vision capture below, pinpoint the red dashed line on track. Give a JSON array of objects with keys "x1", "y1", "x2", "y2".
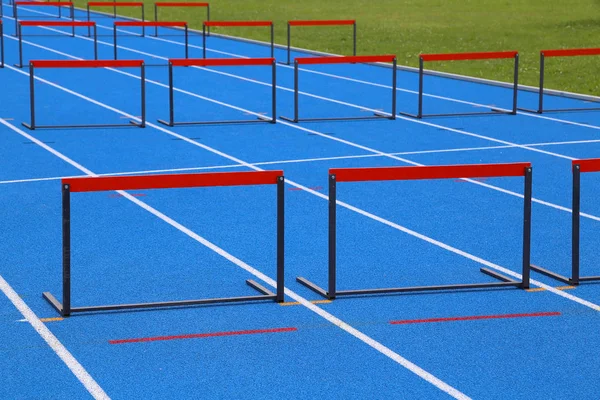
[
  {"x1": 390, "y1": 312, "x2": 560, "y2": 325},
  {"x1": 109, "y1": 327, "x2": 297, "y2": 344}
]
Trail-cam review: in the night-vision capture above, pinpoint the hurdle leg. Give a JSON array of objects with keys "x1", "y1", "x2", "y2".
[
  {"x1": 276, "y1": 176, "x2": 285, "y2": 302},
  {"x1": 572, "y1": 164, "x2": 581, "y2": 285},
  {"x1": 417, "y1": 58, "x2": 424, "y2": 118},
  {"x1": 61, "y1": 184, "x2": 71, "y2": 317},
  {"x1": 521, "y1": 166, "x2": 532, "y2": 289},
  {"x1": 538, "y1": 54, "x2": 545, "y2": 113},
  {"x1": 286, "y1": 23, "x2": 291, "y2": 65},
  {"x1": 511, "y1": 53, "x2": 519, "y2": 114},
  {"x1": 113, "y1": 26, "x2": 118, "y2": 60}
]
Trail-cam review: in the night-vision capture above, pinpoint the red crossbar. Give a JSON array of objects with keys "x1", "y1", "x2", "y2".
[
  {"x1": 115, "y1": 21, "x2": 187, "y2": 27},
  {"x1": 64, "y1": 171, "x2": 283, "y2": 192},
  {"x1": 542, "y1": 48, "x2": 600, "y2": 58},
  {"x1": 88, "y1": 1, "x2": 143, "y2": 6},
  {"x1": 288, "y1": 19, "x2": 355, "y2": 26},
  {"x1": 170, "y1": 57, "x2": 274, "y2": 67},
  {"x1": 20, "y1": 20, "x2": 95, "y2": 27},
  {"x1": 15, "y1": 1, "x2": 72, "y2": 5},
  {"x1": 295, "y1": 55, "x2": 395, "y2": 65},
  {"x1": 420, "y1": 51, "x2": 518, "y2": 62},
  {"x1": 204, "y1": 21, "x2": 272, "y2": 27},
  {"x1": 155, "y1": 1, "x2": 209, "y2": 6},
  {"x1": 573, "y1": 158, "x2": 600, "y2": 173},
  {"x1": 30, "y1": 59, "x2": 144, "y2": 68},
  {"x1": 331, "y1": 162, "x2": 531, "y2": 182}
]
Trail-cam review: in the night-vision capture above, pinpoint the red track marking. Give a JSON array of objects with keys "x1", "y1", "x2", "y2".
[
  {"x1": 64, "y1": 170, "x2": 282, "y2": 192},
  {"x1": 573, "y1": 158, "x2": 600, "y2": 173},
  {"x1": 331, "y1": 162, "x2": 530, "y2": 183},
  {"x1": 288, "y1": 20, "x2": 355, "y2": 26},
  {"x1": 390, "y1": 312, "x2": 561, "y2": 325},
  {"x1": 420, "y1": 51, "x2": 518, "y2": 62},
  {"x1": 109, "y1": 327, "x2": 297, "y2": 344},
  {"x1": 542, "y1": 48, "x2": 600, "y2": 58},
  {"x1": 295, "y1": 55, "x2": 396, "y2": 65}
]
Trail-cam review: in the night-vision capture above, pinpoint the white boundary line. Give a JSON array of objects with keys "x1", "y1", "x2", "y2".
[
  {"x1": 0, "y1": 274, "x2": 110, "y2": 399},
  {"x1": 0, "y1": 117, "x2": 471, "y2": 400}
]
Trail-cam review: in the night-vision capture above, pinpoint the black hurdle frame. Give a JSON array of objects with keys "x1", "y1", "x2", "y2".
[
  {"x1": 114, "y1": 23, "x2": 188, "y2": 60},
  {"x1": 13, "y1": 2, "x2": 75, "y2": 35},
  {"x1": 87, "y1": 3, "x2": 145, "y2": 37},
  {"x1": 531, "y1": 163, "x2": 600, "y2": 285},
  {"x1": 16, "y1": 23, "x2": 98, "y2": 68},
  {"x1": 286, "y1": 21, "x2": 356, "y2": 65},
  {"x1": 400, "y1": 54, "x2": 519, "y2": 119},
  {"x1": 518, "y1": 52, "x2": 600, "y2": 114},
  {"x1": 202, "y1": 23, "x2": 274, "y2": 59},
  {"x1": 154, "y1": 3, "x2": 209, "y2": 37},
  {"x1": 297, "y1": 167, "x2": 533, "y2": 299},
  {"x1": 43, "y1": 175, "x2": 285, "y2": 317},
  {"x1": 22, "y1": 62, "x2": 146, "y2": 130},
  {"x1": 158, "y1": 60, "x2": 276, "y2": 126},
  {"x1": 0, "y1": 22, "x2": 4, "y2": 68},
  {"x1": 280, "y1": 58, "x2": 397, "y2": 123}
]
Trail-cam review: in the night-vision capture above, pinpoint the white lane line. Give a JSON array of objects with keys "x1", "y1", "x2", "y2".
[
  {"x1": 5, "y1": 55, "x2": 600, "y2": 316},
  {"x1": 0, "y1": 274, "x2": 110, "y2": 399},
  {"x1": 0, "y1": 119, "x2": 471, "y2": 400}
]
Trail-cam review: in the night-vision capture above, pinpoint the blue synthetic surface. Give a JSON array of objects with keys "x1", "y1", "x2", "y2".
[{"x1": 2, "y1": 4, "x2": 600, "y2": 399}]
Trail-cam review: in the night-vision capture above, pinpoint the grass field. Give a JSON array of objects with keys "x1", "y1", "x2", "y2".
[{"x1": 79, "y1": 0, "x2": 600, "y2": 96}]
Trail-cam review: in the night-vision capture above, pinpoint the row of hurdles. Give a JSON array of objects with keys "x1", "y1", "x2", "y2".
[{"x1": 41, "y1": 159, "x2": 600, "y2": 317}]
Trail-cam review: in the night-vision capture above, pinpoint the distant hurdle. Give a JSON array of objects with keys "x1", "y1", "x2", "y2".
[
  {"x1": 519, "y1": 48, "x2": 600, "y2": 114},
  {"x1": 203, "y1": 21, "x2": 274, "y2": 58},
  {"x1": 16, "y1": 21, "x2": 98, "y2": 68},
  {"x1": 87, "y1": 2, "x2": 145, "y2": 35},
  {"x1": 280, "y1": 55, "x2": 396, "y2": 123},
  {"x1": 113, "y1": 21, "x2": 189, "y2": 60},
  {"x1": 43, "y1": 170, "x2": 285, "y2": 317},
  {"x1": 286, "y1": 20, "x2": 356, "y2": 65},
  {"x1": 154, "y1": 2, "x2": 209, "y2": 36},
  {"x1": 13, "y1": 1, "x2": 75, "y2": 35},
  {"x1": 400, "y1": 51, "x2": 519, "y2": 119},
  {"x1": 531, "y1": 158, "x2": 600, "y2": 285},
  {"x1": 23, "y1": 59, "x2": 146, "y2": 130},
  {"x1": 158, "y1": 57, "x2": 276, "y2": 126},
  {"x1": 297, "y1": 162, "x2": 532, "y2": 299}
]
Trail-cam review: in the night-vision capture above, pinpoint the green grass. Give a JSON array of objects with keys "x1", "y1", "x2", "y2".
[{"x1": 82, "y1": 0, "x2": 600, "y2": 95}]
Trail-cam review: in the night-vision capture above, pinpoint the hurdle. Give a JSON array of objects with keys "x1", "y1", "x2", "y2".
[
  {"x1": 42, "y1": 170, "x2": 285, "y2": 317},
  {"x1": 16, "y1": 21, "x2": 98, "y2": 68},
  {"x1": 519, "y1": 48, "x2": 600, "y2": 114},
  {"x1": 23, "y1": 59, "x2": 146, "y2": 130},
  {"x1": 297, "y1": 162, "x2": 532, "y2": 299},
  {"x1": 286, "y1": 20, "x2": 356, "y2": 65},
  {"x1": 13, "y1": 2, "x2": 75, "y2": 35},
  {"x1": 158, "y1": 57, "x2": 276, "y2": 126},
  {"x1": 280, "y1": 55, "x2": 397, "y2": 123},
  {"x1": 154, "y1": 2, "x2": 209, "y2": 37},
  {"x1": 531, "y1": 159, "x2": 600, "y2": 285},
  {"x1": 87, "y1": 2, "x2": 145, "y2": 36},
  {"x1": 0, "y1": 21, "x2": 4, "y2": 68},
  {"x1": 114, "y1": 21, "x2": 188, "y2": 60},
  {"x1": 203, "y1": 21, "x2": 273, "y2": 58},
  {"x1": 400, "y1": 51, "x2": 519, "y2": 119}
]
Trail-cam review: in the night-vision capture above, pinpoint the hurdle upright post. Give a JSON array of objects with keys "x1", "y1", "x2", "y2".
[
  {"x1": 512, "y1": 53, "x2": 519, "y2": 114},
  {"x1": 0, "y1": 21, "x2": 4, "y2": 68},
  {"x1": 62, "y1": 183, "x2": 71, "y2": 317},
  {"x1": 522, "y1": 166, "x2": 532, "y2": 288},
  {"x1": 328, "y1": 173, "x2": 337, "y2": 299},
  {"x1": 276, "y1": 175, "x2": 285, "y2": 302},
  {"x1": 572, "y1": 163, "x2": 581, "y2": 285},
  {"x1": 417, "y1": 57, "x2": 424, "y2": 118},
  {"x1": 538, "y1": 52, "x2": 546, "y2": 114},
  {"x1": 27, "y1": 62, "x2": 36, "y2": 129}
]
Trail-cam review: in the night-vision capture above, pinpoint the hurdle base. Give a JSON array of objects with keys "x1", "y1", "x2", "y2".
[
  {"x1": 530, "y1": 264, "x2": 600, "y2": 285},
  {"x1": 43, "y1": 279, "x2": 278, "y2": 317},
  {"x1": 21, "y1": 122, "x2": 144, "y2": 130},
  {"x1": 521, "y1": 107, "x2": 600, "y2": 114},
  {"x1": 157, "y1": 116, "x2": 275, "y2": 127},
  {"x1": 279, "y1": 113, "x2": 393, "y2": 124},
  {"x1": 296, "y1": 268, "x2": 524, "y2": 300},
  {"x1": 517, "y1": 107, "x2": 542, "y2": 114}
]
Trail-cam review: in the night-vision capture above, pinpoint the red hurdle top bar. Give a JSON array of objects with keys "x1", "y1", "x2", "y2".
[
  {"x1": 63, "y1": 171, "x2": 283, "y2": 192},
  {"x1": 330, "y1": 163, "x2": 531, "y2": 182},
  {"x1": 15, "y1": 1, "x2": 72, "y2": 5},
  {"x1": 542, "y1": 48, "x2": 600, "y2": 58},
  {"x1": 204, "y1": 21, "x2": 272, "y2": 27},
  {"x1": 169, "y1": 57, "x2": 274, "y2": 67},
  {"x1": 295, "y1": 55, "x2": 395, "y2": 65},
  {"x1": 420, "y1": 51, "x2": 518, "y2": 62},
  {"x1": 115, "y1": 21, "x2": 187, "y2": 27},
  {"x1": 20, "y1": 21, "x2": 95, "y2": 27},
  {"x1": 288, "y1": 20, "x2": 355, "y2": 26},
  {"x1": 573, "y1": 158, "x2": 600, "y2": 173},
  {"x1": 30, "y1": 59, "x2": 144, "y2": 68},
  {"x1": 88, "y1": 1, "x2": 143, "y2": 6},
  {"x1": 155, "y1": 2, "x2": 209, "y2": 6}
]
